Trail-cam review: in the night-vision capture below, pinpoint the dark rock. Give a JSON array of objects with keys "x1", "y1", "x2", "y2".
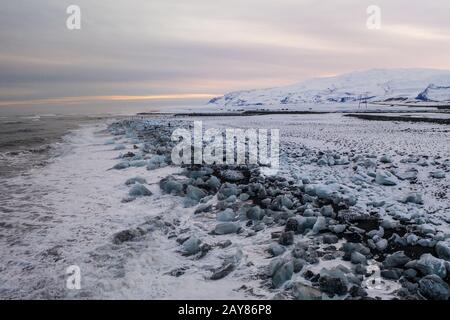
[
  {"x1": 261, "y1": 198, "x2": 272, "y2": 208},
  {"x1": 383, "y1": 251, "x2": 411, "y2": 268},
  {"x1": 271, "y1": 195, "x2": 294, "y2": 210},
  {"x1": 418, "y1": 275, "x2": 450, "y2": 300},
  {"x1": 319, "y1": 267, "x2": 349, "y2": 295},
  {"x1": 323, "y1": 234, "x2": 339, "y2": 244},
  {"x1": 403, "y1": 268, "x2": 418, "y2": 280},
  {"x1": 198, "y1": 243, "x2": 212, "y2": 258},
  {"x1": 293, "y1": 259, "x2": 307, "y2": 273},
  {"x1": 112, "y1": 229, "x2": 142, "y2": 245},
  {"x1": 216, "y1": 240, "x2": 232, "y2": 248},
  {"x1": 247, "y1": 206, "x2": 265, "y2": 220},
  {"x1": 349, "y1": 285, "x2": 368, "y2": 298},
  {"x1": 271, "y1": 231, "x2": 282, "y2": 239},
  {"x1": 168, "y1": 267, "x2": 188, "y2": 277},
  {"x1": 381, "y1": 268, "x2": 402, "y2": 280},
  {"x1": 401, "y1": 280, "x2": 419, "y2": 294},
  {"x1": 354, "y1": 264, "x2": 366, "y2": 275},
  {"x1": 210, "y1": 263, "x2": 235, "y2": 280},
  {"x1": 303, "y1": 270, "x2": 317, "y2": 281},
  {"x1": 343, "y1": 231, "x2": 364, "y2": 243},
  {"x1": 292, "y1": 246, "x2": 319, "y2": 265},
  {"x1": 122, "y1": 151, "x2": 135, "y2": 158},
  {"x1": 285, "y1": 218, "x2": 299, "y2": 232},
  {"x1": 279, "y1": 231, "x2": 294, "y2": 246},
  {"x1": 176, "y1": 235, "x2": 190, "y2": 244},
  {"x1": 194, "y1": 203, "x2": 213, "y2": 214},
  {"x1": 221, "y1": 170, "x2": 245, "y2": 182}
]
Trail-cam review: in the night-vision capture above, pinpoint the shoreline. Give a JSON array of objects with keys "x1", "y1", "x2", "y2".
[
  {"x1": 0, "y1": 113, "x2": 449, "y2": 300},
  {"x1": 0, "y1": 114, "x2": 132, "y2": 179},
  {"x1": 345, "y1": 113, "x2": 450, "y2": 125},
  {"x1": 136, "y1": 106, "x2": 450, "y2": 119}
]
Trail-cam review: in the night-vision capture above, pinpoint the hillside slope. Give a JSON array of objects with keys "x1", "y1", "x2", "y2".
[{"x1": 209, "y1": 69, "x2": 450, "y2": 108}]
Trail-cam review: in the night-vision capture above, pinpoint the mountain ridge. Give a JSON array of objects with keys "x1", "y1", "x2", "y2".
[{"x1": 209, "y1": 68, "x2": 450, "y2": 108}]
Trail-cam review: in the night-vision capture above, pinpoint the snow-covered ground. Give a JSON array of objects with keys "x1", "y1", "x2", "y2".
[
  {"x1": 198, "y1": 114, "x2": 449, "y2": 227},
  {"x1": 0, "y1": 113, "x2": 449, "y2": 300}
]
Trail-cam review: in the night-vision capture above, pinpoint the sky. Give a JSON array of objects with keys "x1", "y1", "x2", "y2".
[{"x1": 1, "y1": 0, "x2": 450, "y2": 107}]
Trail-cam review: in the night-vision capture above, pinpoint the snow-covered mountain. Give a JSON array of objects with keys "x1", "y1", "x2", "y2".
[{"x1": 209, "y1": 68, "x2": 450, "y2": 108}]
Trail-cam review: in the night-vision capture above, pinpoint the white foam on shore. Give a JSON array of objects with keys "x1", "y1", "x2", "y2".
[{"x1": 0, "y1": 122, "x2": 256, "y2": 299}]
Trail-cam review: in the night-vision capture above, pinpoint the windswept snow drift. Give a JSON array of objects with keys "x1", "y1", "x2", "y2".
[{"x1": 209, "y1": 69, "x2": 450, "y2": 108}]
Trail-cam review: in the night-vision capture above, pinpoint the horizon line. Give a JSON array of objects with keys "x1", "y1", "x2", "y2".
[{"x1": 0, "y1": 93, "x2": 221, "y2": 107}]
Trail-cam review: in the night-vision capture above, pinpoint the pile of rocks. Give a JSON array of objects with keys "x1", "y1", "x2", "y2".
[{"x1": 107, "y1": 118, "x2": 450, "y2": 300}]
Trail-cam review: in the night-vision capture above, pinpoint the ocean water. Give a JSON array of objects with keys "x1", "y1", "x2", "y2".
[
  {"x1": 0, "y1": 99, "x2": 207, "y2": 178},
  {"x1": 0, "y1": 114, "x2": 107, "y2": 178},
  {"x1": 0, "y1": 98, "x2": 208, "y2": 117}
]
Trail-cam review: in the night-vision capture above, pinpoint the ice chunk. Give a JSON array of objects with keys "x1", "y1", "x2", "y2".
[
  {"x1": 419, "y1": 275, "x2": 450, "y2": 300},
  {"x1": 182, "y1": 236, "x2": 201, "y2": 256},
  {"x1": 114, "y1": 144, "x2": 126, "y2": 150},
  {"x1": 272, "y1": 260, "x2": 294, "y2": 288},
  {"x1": 112, "y1": 161, "x2": 130, "y2": 170},
  {"x1": 216, "y1": 209, "x2": 236, "y2": 222},
  {"x1": 214, "y1": 222, "x2": 240, "y2": 235},
  {"x1": 186, "y1": 185, "x2": 207, "y2": 201},
  {"x1": 436, "y1": 241, "x2": 450, "y2": 261},
  {"x1": 147, "y1": 155, "x2": 167, "y2": 170},
  {"x1": 400, "y1": 192, "x2": 424, "y2": 205},
  {"x1": 375, "y1": 170, "x2": 398, "y2": 186},
  {"x1": 414, "y1": 254, "x2": 447, "y2": 278},
  {"x1": 129, "y1": 184, "x2": 152, "y2": 197},
  {"x1": 430, "y1": 171, "x2": 445, "y2": 179},
  {"x1": 125, "y1": 177, "x2": 147, "y2": 185}
]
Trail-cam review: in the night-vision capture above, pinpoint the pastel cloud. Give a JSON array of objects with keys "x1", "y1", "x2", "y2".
[{"x1": 0, "y1": 0, "x2": 449, "y2": 107}]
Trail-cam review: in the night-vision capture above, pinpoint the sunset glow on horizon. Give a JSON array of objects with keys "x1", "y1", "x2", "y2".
[{"x1": 0, "y1": 93, "x2": 221, "y2": 107}]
